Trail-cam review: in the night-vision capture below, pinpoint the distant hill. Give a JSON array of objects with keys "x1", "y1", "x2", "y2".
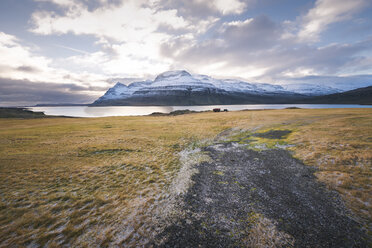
[
  {"x1": 0, "y1": 108, "x2": 48, "y2": 118},
  {"x1": 299, "y1": 86, "x2": 372, "y2": 104},
  {"x1": 0, "y1": 108, "x2": 73, "y2": 118},
  {"x1": 34, "y1": 104, "x2": 90, "y2": 107}
]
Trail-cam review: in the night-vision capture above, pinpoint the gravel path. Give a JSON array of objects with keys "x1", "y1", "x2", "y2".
[{"x1": 155, "y1": 137, "x2": 368, "y2": 247}]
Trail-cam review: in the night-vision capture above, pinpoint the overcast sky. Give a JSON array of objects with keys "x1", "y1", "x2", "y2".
[{"x1": 0, "y1": 0, "x2": 372, "y2": 106}]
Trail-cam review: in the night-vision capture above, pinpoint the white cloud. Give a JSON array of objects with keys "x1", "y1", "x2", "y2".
[
  {"x1": 0, "y1": 32, "x2": 50, "y2": 71},
  {"x1": 281, "y1": 68, "x2": 318, "y2": 78},
  {"x1": 221, "y1": 18, "x2": 253, "y2": 29},
  {"x1": 298, "y1": 0, "x2": 369, "y2": 42},
  {"x1": 34, "y1": 0, "x2": 76, "y2": 7},
  {"x1": 63, "y1": 41, "x2": 173, "y2": 78},
  {"x1": 30, "y1": 0, "x2": 204, "y2": 78},
  {"x1": 26, "y1": 0, "x2": 372, "y2": 85},
  {"x1": 31, "y1": 0, "x2": 191, "y2": 42},
  {"x1": 211, "y1": 0, "x2": 247, "y2": 15},
  {"x1": 160, "y1": 12, "x2": 372, "y2": 82},
  {"x1": 0, "y1": 32, "x2": 107, "y2": 94}
]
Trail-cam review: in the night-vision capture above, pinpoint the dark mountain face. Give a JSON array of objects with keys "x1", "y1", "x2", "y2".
[
  {"x1": 93, "y1": 86, "x2": 372, "y2": 106},
  {"x1": 294, "y1": 86, "x2": 372, "y2": 104},
  {"x1": 93, "y1": 91, "x2": 308, "y2": 106}
]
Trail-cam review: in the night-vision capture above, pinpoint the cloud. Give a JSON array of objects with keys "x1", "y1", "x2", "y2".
[
  {"x1": 212, "y1": 0, "x2": 247, "y2": 15},
  {"x1": 276, "y1": 74, "x2": 372, "y2": 90},
  {"x1": 34, "y1": 0, "x2": 122, "y2": 11},
  {"x1": 219, "y1": 16, "x2": 279, "y2": 51},
  {"x1": 160, "y1": 15, "x2": 282, "y2": 78},
  {"x1": 177, "y1": 0, "x2": 248, "y2": 15},
  {"x1": 107, "y1": 77, "x2": 145, "y2": 85},
  {"x1": 160, "y1": 14, "x2": 372, "y2": 81},
  {"x1": 0, "y1": 77, "x2": 100, "y2": 106},
  {"x1": 0, "y1": 31, "x2": 108, "y2": 87},
  {"x1": 29, "y1": 0, "x2": 252, "y2": 78},
  {"x1": 153, "y1": 0, "x2": 249, "y2": 19},
  {"x1": 34, "y1": 0, "x2": 76, "y2": 7},
  {"x1": 30, "y1": 0, "x2": 191, "y2": 42},
  {"x1": 55, "y1": 44, "x2": 89, "y2": 54},
  {"x1": 61, "y1": 43, "x2": 173, "y2": 77},
  {"x1": 161, "y1": 15, "x2": 279, "y2": 63},
  {"x1": 16, "y1": 66, "x2": 40, "y2": 73},
  {"x1": 0, "y1": 31, "x2": 112, "y2": 106},
  {"x1": 30, "y1": 0, "x2": 207, "y2": 77},
  {"x1": 0, "y1": 32, "x2": 51, "y2": 77},
  {"x1": 298, "y1": 0, "x2": 369, "y2": 42}
]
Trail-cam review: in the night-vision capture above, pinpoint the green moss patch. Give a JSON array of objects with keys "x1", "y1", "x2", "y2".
[{"x1": 252, "y1": 130, "x2": 291, "y2": 139}]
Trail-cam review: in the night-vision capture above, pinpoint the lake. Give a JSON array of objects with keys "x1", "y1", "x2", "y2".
[{"x1": 29, "y1": 104, "x2": 372, "y2": 118}]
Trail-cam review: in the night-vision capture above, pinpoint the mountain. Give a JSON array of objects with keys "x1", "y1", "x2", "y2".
[
  {"x1": 93, "y1": 70, "x2": 371, "y2": 106},
  {"x1": 278, "y1": 75, "x2": 372, "y2": 93},
  {"x1": 281, "y1": 83, "x2": 342, "y2": 96},
  {"x1": 296, "y1": 86, "x2": 372, "y2": 104}
]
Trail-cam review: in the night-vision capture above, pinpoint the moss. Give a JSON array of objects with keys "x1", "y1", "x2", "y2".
[
  {"x1": 223, "y1": 128, "x2": 294, "y2": 151},
  {"x1": 213, "y1": 170, "x2": 224, "y2": 176},
  {"x1": 201, "y1": 221, "x2": 208, "y2": 229},
  {"x1": 233, "y1": 181, "x2": 245, "y2": 189}
]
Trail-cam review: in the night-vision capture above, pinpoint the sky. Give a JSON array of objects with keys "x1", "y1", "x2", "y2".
[{"x1": 0, "y1": 0, "x2": 372, "y2": 106}]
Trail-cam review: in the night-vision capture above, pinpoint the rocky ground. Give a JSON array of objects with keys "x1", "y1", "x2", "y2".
[{"x1": 154, "y1": 130, "x2": 368, "y2": 247}]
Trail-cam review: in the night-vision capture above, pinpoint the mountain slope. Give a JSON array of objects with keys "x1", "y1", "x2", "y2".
[
  {"x1": 298, "y1": 86, "x2": 372, "y2": 104},
  {"x1": 94, "y1": 70, "x2": 305, "y2": 106},
  {"x1": 94, "y1": 91, "x2": 307, "y2": 106},
  {"x1": 281, "y1": 83, "x2": 342, "y2": 96},
  {"x1": 93, "y1": 70, "x2": 371, "y2": 106}
]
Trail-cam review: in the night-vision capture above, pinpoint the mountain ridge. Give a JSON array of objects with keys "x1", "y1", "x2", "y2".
[
  {"x1": 295, "y1": 86, "x2": 372, "y2": 105},
  {"x1": 93, "y1": 70, "x2": 371, "y2": 106}
]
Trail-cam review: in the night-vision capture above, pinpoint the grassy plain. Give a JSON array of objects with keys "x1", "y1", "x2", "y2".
[{"x1": 0, "y1": 108, "x2": 371, "y2": 246}]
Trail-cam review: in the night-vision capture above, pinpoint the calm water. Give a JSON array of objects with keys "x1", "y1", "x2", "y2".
[{"x1": 29, "y1": 104, "x2": 372, "y2": 118}]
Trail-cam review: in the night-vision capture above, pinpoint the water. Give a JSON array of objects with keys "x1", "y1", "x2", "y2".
[{"x1": 28, "y1": 104, "x2": 372, "y2": 118}]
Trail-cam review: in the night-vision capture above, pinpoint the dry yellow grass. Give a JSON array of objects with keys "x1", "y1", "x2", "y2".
[
  {"x1": 0, "y1": 108, "x2": 371, "y2": 246},
  {"x1": 243, "y1": 212, "x2": 294, "y2": 247},
  {"x1": 286, "y1": 111, "x2": 372, "y2": 227}
]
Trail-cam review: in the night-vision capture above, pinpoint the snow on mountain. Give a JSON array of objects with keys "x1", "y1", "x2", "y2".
[
  {"x1": 153, "y1": 70, "x2": 192, "y2": 83},
  {"x1": 276, "y1": 75, "x2": 372, "y2": 95},
  {"x1": 281, "y1": 83, "x2": 342, "y2": 96},
  {"x1": 98, "y1": 80, "x2": 152, "y2": 100},
  {"x1": 193, "y1": 75, "x2": 288, "y2": 94},
  {"x1": 149, "y1": 70, "x2": 217, "y2": 90},
  {"x1": 97, "y1": 70, "x2": 361, "y2": 103}
]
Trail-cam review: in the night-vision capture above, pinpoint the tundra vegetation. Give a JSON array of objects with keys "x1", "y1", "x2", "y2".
[{"x1": 0, "y1": 108, "x2": 370, "y2": 246}]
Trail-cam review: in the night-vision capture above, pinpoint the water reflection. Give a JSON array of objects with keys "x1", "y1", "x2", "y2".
[
  {"x1": 29, "y1": 104, "x2": 371, "y2": 118},
  {"x1": 83, "y1": 106, "x2": 174, "y2": 117}
]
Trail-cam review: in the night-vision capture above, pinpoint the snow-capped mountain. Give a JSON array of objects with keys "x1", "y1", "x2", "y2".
[
  {"x1": 281, "y1": 83, "x2": 342, "y2": 96},
  {"x1": 100, "y1": 80, "x2": 152, "y2": 100},
  {"x1": 93, "y1": 70, "x2": 364, "y2": 106},
  {"x1": 96, "y1": 70, "x2": 288, "y2": 103}
]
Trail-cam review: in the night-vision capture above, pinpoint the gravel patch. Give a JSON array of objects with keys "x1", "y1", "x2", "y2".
[{"x1": 154, "y1": 141, "x2": 368, "y2": 247}]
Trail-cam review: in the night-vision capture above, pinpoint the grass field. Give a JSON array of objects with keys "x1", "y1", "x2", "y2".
[{"x1": 0, "y1": 108, "x2": 371, "y2": 246}]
